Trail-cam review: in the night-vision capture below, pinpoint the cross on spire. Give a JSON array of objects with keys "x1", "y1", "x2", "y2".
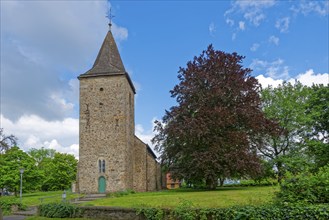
[{"x1": 106, "y1": 8, "x2": 115, "y2": 31}]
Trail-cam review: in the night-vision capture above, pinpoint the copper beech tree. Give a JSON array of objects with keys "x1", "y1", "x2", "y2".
[{"x1": 152, "y1": 45, "x2": 277, "y2": 189}]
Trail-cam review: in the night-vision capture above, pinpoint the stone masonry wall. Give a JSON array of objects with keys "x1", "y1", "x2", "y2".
[
  {"x1": 146, "y1": 153, "x2": 158, "y2": 191},
  {"x1": 126, "y1": 82, "x2": 135, "y2": 190},
  {"x1": 133, "y1": 136, "x2": 147, "y2": 192},
  {"x1": 156, "y1": 163, "x2": 162, "y2": 190},
  {"x1": 80, "y1": 206, "x2": 142, "y2": 220},
  {"x1": 78, "y1": 73, "x2": 160, "y2": 193},
  {"x1": 79, "y1": 75, "x2": 134, "y2": 193}
]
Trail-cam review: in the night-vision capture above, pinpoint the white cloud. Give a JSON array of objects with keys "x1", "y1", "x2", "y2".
[
  {"x1": 225, "y1": 0, "x2": 276, "y2": 26},
  {"x1": 233, "y1": 0, "x2": 276, "y2": 10},
  {"x1": 250, "y1": 58, "x2": 289, "y2": 79},
  {"x1": 268, "y1": 35, "x2": 279, "y2": 45},
  {"x1": 44, "y1": 140, "x2": 78, "y2": 158},
  {"x1": 0, "y1": 0, "x2": 128, "y2": 122},
  {"x1": 226, "y1": 18, "x2": 234, "y2": 26},
  {"x1": 209, "y1": 22, "x2": 216, "y2": 36},
  {"x1": 135, "y1": 117, "x2": 159, "y2": 156},
  {"x1": 275, "y1": 17, "x2": 290, "y2": 33},
  {"x1": 244, "y1": 11, "x2": 265, "y2": 26},
  {"x1": 239, "y1": 21, "x2": 245, "y2": 30},
  {"x1": 291, "y1": 1, "x2": 329, "y2": 16},
  {"x1": 50, "y1": 94, "x2": 75, "y2": 113},
  {"x1": 256, "y1": 69, "x2": 328, "y2": 88},
  {"x1": 135, "y1": 118, "x2": 157, "y2": 147},
  {"x1": 112, "y1": 23, "x2": 128, "y2": 41},
  {"x1": 251, "y1": 59, "x2": 267, "y2": 68},
  {"x1": 0, "y1": 114, "x2": 79, "y2": 158},
  {"x1": 293, "y1": 69, "x2": 329, "y2": 86},
  {"x1": 256, "y1": 75, "x2": 283, "y2": 88},
  {"x1": 250, "y1": 43, "x2": 260, "y2": 51}
]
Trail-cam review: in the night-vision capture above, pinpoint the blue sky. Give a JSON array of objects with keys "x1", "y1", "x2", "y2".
[{"x1": 1, "y1": 0, "x2": 328, "y2": 157}]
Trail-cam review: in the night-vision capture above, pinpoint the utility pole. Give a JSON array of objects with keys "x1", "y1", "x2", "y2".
[{"x1": 19, "y1": 168, "x2": 24, "y2": 203}]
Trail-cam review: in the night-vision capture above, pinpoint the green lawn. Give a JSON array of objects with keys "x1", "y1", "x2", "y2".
[
  {"x1": 0, "y1": 186, "x2": 278, "y2": 209},
  {"x1": 0, "y1": 191, "x2": 82, "y2": 206},
  {"x1": 83, "y1": 186, "x2": 278, "y2": 208}
]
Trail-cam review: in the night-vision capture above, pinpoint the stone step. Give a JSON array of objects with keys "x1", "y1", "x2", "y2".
[
  {"x1": 75, "y1": 193, "x2": 107, "y2": 202},
  {"x1": 12, "y1": 206, "x2": 37, "y2": 216},
  {"x1": 78, "y1": 197, "x2": 105, "y2": 201},
  {"x1": 71, "y1": 201, "x2": 88, "y2": 204},
  {"x1": 84, "y1": 193, "x2": 107, "y2": 198}
]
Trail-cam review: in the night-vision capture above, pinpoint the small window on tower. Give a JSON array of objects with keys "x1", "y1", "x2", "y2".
[
  {"x1": 100, "y1": 88, "x2": 104, "y2": 91},
  {"x1": 98, "y1": 160, "x2": 101, "y2": 173}
]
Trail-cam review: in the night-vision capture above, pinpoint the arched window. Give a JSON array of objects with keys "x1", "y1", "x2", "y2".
[{"x1": 98, "y1": 159, "x2": 106, "y2": 173}]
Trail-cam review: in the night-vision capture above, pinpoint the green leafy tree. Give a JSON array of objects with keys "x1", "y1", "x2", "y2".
[
  {"x1": 260, "y1": 82, "x2": 312, "y2": 183},
  {"x1": 153, "y1": 45, "x2": 276, "y2": 189},
  {"x1": 41, "y1": 152, "x2": 78, "y2": 191},
  {"x1": 252, "y1": 159, "x2": 276, "y2": 184},
  {"x1": 28, "y1": 147, "x2": 56, "y2": 166},
  {"x1": 27, "y1": 147, "x2": 77, "y2": 191},
  {"x1": 0, "y1": 146, "x2": 42, "y2": 193},
  {"x1": 27, "y1": 147, "x2": 55, "y2": 191},
  {"x1": 305, "y1": 84, "x2": 329, "y2": 170},
  {"x1": 276, "y1": 165, "x2": 329, "y2": 204}
]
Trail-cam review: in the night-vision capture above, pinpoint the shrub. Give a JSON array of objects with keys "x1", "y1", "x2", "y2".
[
  {"x1": 0, "y1": 198, "x2": 25, "y2": 214},
  {"x1": 136, "y1": 203, "x2": 329, "y2": 220},
  {"x1": 38, "y1": 202, "x2": 82, "y2": 218},
  {"x1": 232, "y1": 178, "x2": 277, "y2": 187},
  {"x1": 276, "y1": 165, "x2": 329, "y2": 204},
  {"x1": 172, "y1": 199, "x2": 197, "y2": 220},
  {"x1": 200, "y1": 204, "x2": 329, "y2": 220},
  {"x1": 136, "y1": 206, "x2": 165, "y2": 220}
]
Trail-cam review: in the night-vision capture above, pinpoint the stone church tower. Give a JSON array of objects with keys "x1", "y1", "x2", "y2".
[{"x1": 77, "y1": 29, "x2": 161, "y2": 193}]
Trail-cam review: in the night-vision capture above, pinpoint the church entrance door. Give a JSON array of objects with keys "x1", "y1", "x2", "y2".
[{"x1": 98, "y1": 176, "x2": 106, "y2": 193}]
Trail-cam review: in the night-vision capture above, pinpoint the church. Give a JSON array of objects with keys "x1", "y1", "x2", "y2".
[{"x1": 77, "y1": 27, "x2": 161, "y2": 193}]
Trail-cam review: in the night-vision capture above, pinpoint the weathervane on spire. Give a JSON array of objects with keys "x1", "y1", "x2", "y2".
[{"x1": 106, "y1": 8, "x2": 115, "y2": 31}]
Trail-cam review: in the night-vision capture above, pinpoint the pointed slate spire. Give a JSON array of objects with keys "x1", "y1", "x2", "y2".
[
  {"x1": 83, "y1": 31, "x2": 125, "y2": 75},
  {"x1": 79, "y1": 30, "x2": 136, "y2": 93}
]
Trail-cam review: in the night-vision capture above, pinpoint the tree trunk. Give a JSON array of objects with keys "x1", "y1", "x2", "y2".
[
  {"x1": 277, "y1": 161, "x2": 283, "y2": 184},
  {"x1": 219, "y1": 178, "x2": 225, "y2": 187},
  {"x1": 0, "y1": 207, "x2": 3, "y2": 220},
  {"x1": 206, "y1": 176, "x2": 217, "y2": 190}
]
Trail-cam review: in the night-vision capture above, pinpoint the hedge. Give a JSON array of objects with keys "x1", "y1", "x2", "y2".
[
  {"x1": 0, "y1": 198, "x2": 24, "y2": 214},
  {"x1": 136, "y1": 204, "x2": 329, "y2": 220}
]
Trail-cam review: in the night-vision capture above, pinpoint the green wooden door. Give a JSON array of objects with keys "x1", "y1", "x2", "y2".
[{"x1": 98, "y1": 176, "x2": 106, "y2": 193}]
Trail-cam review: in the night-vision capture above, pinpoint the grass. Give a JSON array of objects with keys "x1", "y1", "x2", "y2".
[
  {"x1": 0, "y1": 186, "x2": 278, "y2": 211},
  {"x1": 0, "y1": 190, "x2": 82, "y2": 207},
  {"x1": 83, "y1": 186, "x2": 278, "y2": 208}
]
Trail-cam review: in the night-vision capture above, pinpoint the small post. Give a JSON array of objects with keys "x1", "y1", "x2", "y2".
[
  {"x1": 19, "y1": 168, "x2": 24, "y2": 204},
  {"x1": 62, "y1": 190, "x2": 66, "y2": 202}
]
